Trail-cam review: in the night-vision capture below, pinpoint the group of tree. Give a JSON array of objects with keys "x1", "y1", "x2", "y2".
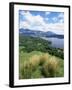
[{"x1": 19, "y1": 35, "x2": 64, "y2": 59}]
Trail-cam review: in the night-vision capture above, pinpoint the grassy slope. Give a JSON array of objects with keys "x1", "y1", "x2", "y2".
[{"x1": 19, "y1": 50, "x2": 64, "y2": 79}]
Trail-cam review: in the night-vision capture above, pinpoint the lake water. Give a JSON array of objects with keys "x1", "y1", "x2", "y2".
[{"x1": 41, "y1": 37, "x2": 64, "y2": 49}]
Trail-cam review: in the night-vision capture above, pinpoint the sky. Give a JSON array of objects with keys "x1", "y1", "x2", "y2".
[{"x1": 19, "y1": 10, "x2": 64, "y2": 34}]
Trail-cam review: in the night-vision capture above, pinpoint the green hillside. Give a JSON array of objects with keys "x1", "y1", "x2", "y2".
[{"x1": 19, "y1": 35, "x2": 64, "y2": 79}]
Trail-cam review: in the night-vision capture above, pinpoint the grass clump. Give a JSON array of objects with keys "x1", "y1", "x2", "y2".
[
  {"x1": 20, "y1": 61, "x2": 33, "y2": 79},
  {"x1": 20, "y1": 55, "x2": 40, "y2": 79},
  {"x1": 42, "y1": 56, "x2": 59, "y2": 77},
  {"x1": 39, "y1": 53, "x2": 49, "y2": 65},
  {"x1": 29, "y1": 55, "x2": 40, "y2": 71}
]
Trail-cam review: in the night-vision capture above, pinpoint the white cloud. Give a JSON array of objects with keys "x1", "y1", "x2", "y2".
[
  {"x1": 59, "y1": 19, "x2": 64, "y2": 23},
  {"x1": 20, "y1": 11, "x2": 64, "y2": 34},
  {"x1": 20, "y1": 21, "x2": 30, "y2": 29},
  {"x1": 20, "y1": 11, "x2": 29, "y2": 16},
  {"x1": 58, "y1": 13, "x2": 64, "y2": 18},
  {"x1": 45, "y1": 12, "x2": 51, "y2": 15},
  {"x1": 44, "y1": 23, "x2": 64, "y2": 34},
  {"x1": 52, "y1": 17, "x2": 57, "y2": 22},
  {"x1": 45, "y1": 18, "x2": 49, "y2": 21},
  {"x1": 20, "y1": 11, "x2": 46, "y2": 31},
  {"x1": 20, "y1": 11, "x2": 25, "y2": 15},
  {"x1": 46, "y1": 23, "x2": 64, "y2": 31},
  {"x1": 52, "y1": 13, "x2": 64, "y2": 23},
  {"x1": 58, "y1": 13, "x2": 64, "y2": 23}
]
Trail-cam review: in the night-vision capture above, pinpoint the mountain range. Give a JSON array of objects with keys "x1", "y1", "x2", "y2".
[{"x1": 19, "y1": 28, "x2": 64, "y2": 39}]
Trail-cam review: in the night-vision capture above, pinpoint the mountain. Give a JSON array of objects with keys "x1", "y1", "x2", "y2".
[
  {"x1": 45, "y1": 31, "x2": 57, "y2": 36},
  {"x1": 45, "y1": 31, "x2": 64, "y2": 38},
  {"x1": 19, "y1": 28, "x2": 64, "y2": 39}
]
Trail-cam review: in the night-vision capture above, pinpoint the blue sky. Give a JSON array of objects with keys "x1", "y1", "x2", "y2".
[{"x1": 19, "y1": 10, "x2": 64, "y2": 34}]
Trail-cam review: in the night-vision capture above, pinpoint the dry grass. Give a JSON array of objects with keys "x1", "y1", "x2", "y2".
[
  {"x1": 19, "y1": 52, "x2": 63, "y2": 79},
  {"x1": 42, "y1": 56, "x2": 59, "y2": 77},
  {"x1": 29, "y1": 55, "x2": 40, "y2": 71},
  {"x1": 39, "y1": 53, "x2": 49, "y2": 65},
  {"x1": 48, "y1": 56, "x2": 59, "y2": 71},
  {"x1": 20, "y1": 61, "x2": 33, "y2": 79}
]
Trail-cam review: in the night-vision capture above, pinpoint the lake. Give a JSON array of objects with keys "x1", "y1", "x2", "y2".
[{"x1": 41, "y1": 37, "x2": 64, "y2": 49}]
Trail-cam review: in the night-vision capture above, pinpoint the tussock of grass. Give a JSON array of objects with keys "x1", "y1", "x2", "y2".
[
  {"x1": 20, "y1": 61, "x2": 34, "y2": 79},
  {"x1": 19, "y1": 51, "x2": 64, "y2": 79},
  {"x1": 42, "y1": 56, "x2": 59, "y2": 77},
  {"x1": 39, "y1": 53, "x2": 49, "y2": 65},
  {"x1": 29, "y1": 55, "x2": 40, "y2": 71}
]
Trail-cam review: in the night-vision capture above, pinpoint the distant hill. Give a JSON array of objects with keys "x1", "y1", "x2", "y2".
[{"x1": 19, "y1": 28, "x2": 64, "y2": 39}]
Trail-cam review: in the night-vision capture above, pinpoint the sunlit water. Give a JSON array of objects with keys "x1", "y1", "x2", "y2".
[{"x1": 41, "y1": 37, "x2": 64, "y2": 49}]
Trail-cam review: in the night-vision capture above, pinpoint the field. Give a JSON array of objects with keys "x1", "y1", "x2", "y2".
[{"x1": 19, "y1": 35, "x2": 64, "y2": 79}]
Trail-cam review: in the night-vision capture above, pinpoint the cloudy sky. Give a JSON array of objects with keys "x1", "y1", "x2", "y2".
[{"x1": 19, "y1": 10, "x2": 64, "y2": 34}]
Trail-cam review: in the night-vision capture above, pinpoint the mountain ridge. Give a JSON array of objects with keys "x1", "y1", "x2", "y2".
[{"x1": 19, "y1": 28, "x2": 64, "y2": 39}]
